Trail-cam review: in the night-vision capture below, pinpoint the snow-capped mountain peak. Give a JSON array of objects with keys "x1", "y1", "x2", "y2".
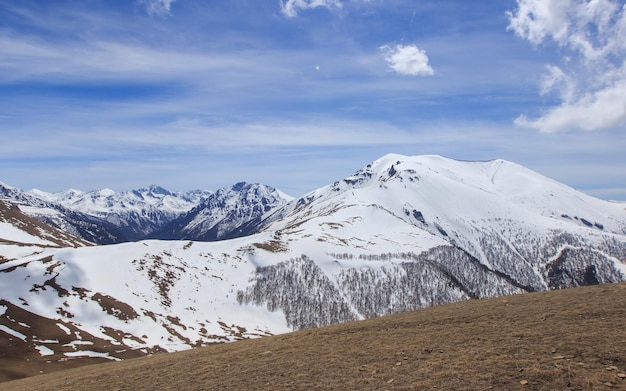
[
  {"x1": 297, "y1": 154, "x2": 624, "y2": 234},
  {"x1": 257, "y1": 154, "x2": 625, "y2": 286},
  {"x1": 152, "y1": 181, "x2": 292, "y2": 241},
  {"x1": 137, "y1": 184, "x2": 172, "y2": 196}
]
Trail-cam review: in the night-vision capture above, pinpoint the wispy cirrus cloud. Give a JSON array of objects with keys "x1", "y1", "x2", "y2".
[
  {"x1": 140, "y1": 0, "x2": 176, "y2": 17},
  {"x1": 379, "y1": 44, "x2": 434, "y2": 76},
  {"x1": 507, "y1": 0, "x2": 626, "y2": 132},
  {"x1": 280, "y1": 0, "x2": 343, "y2": 17},
  {"x1": 0, "y1": 36, "x2": 261, "y2": 83}
]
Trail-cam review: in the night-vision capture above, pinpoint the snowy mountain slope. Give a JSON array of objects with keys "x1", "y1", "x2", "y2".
[
  {"x1": 151, "y1": 182, "x2": 292, "y2": 241},
  {"x1": 0, "y1": 200, "x2": 91, "y2": 248},
  {"x1": 254, "y1": 154, "x2": 626, "y2": 290},
  {"x1": 0, "y1": 238, "x2": 290, "y2": 357},
  {"x1": 0, "y1": 154, "x2": 625, "y2": 366},
  {"x1": 1, "y1": 183, "x2": 126, "y2": 244},
  {"x1": 29, "y1": 185, "x2": 212, "y2": 241}
]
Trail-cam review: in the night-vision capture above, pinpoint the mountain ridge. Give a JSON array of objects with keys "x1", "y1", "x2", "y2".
[
  {"x1": 25, "y1": 184, "x2": 213, "y2": 242},
  {"x1": 1, "y1": 182, "x2": 292, "y2": 244},
  {"x1": 150, "y1": 181, "x2": 292, "y2": 241},
  {"x1": 1, "y1": 182, "x2": 127, "y2": 244},
  {"x1": 0, "y1": 153, "x2": 625, "y2": 383}
]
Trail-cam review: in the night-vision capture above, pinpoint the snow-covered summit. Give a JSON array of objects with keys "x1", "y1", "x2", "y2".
[{"x1": 271, "y1": 153, "x2": 624, "y2": 234}]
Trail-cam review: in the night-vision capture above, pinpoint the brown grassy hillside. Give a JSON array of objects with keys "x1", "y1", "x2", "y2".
[{"x1": 2, "y1": 283, "x2": 626, "y2": 390}]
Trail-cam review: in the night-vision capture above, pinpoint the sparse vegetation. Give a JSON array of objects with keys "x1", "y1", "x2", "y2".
[
  {"x1": 4, "y1": 283, "x2": 625, "y2": 390},
  {"x1": 91, "y1": 293, "x2": 139, "y2": 321},
  {"x1": 252, "y1": 240, "x2": 288, "y2": 253}
]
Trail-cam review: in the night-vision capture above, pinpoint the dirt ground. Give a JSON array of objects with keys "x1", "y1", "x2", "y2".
[{"x1": 2, "y1": 282, "x2": 626, "y2": 390}]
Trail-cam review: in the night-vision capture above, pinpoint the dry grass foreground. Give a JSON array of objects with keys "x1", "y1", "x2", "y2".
[{"x1": 3, "y1": 283, "x2": 626, "y2": 391}]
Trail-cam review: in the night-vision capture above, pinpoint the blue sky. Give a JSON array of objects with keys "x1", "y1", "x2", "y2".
[{"x1": 1, "y1": 0, "x2": 625, "y2": 200}]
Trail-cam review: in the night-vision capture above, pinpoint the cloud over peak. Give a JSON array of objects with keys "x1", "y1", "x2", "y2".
[
  {"x1": 507, "y1": 0, "x2": 626, "y2": 132},
  {"x1": 379, "y1": 44, "x2": 434, "y2": 76}
]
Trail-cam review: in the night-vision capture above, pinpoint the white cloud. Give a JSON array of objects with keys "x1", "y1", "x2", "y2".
[
  {"x1": 280, "y1": 0, "x2": 343, "y2": 17},
  {"x1": 379, "y1": 44, "x2": 434, "y2": 76},
  {"x1": 515, "y1": 79, "x2": 626, "y2": 131},
  {"x1": 507, "y1": 0, "x2": 626, "y2": 132},
  {"x1": 141, "y1": 0, "x2": 176, "y2": 17},
  {"x1": 0, "y1": 36, "x2": 253, "y2": 83},
  {"x1": 539, "y1": 65, "x2": 576, "y2": 101}
]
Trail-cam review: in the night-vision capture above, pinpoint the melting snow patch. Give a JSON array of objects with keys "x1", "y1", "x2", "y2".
[
  {"x1": 0, "y1": 325, "x2": 27, "y2": 341},
  {"x1": 0, "y1": 305, "x2": 7, "y2": 316},
  {"x1": 64, "y1": 351, "x2": 121, "y2": 361},
  {"x1": 57, "y1": 323, "x2": 71, "y2": 335},
  {"x1": 36, "y1": 339, "x2": 59, "y2": 344},
  {"x1": 63, "y1": 340, "x2": 94, "y2": 348},
  {"x1": 35, "y1": 345, "x2": 54, "y2": 356}
]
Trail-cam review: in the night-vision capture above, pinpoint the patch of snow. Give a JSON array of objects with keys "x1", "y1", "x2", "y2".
[
  {"x1": 57, "y1": 323, "x2": 71, "y2": 335},
  {"x1": 63, "y1": 340, "x2": 94, "y2": 348},
  {"x1": 35, "y1": 339, "x2": 58, "y2": 343},
  {"x1": 35, "y1": 345, "x2": 54, "y2": 356},
  {"x1": 0, "y1": 325, "x2": 27, "y2": 341},
  {"x1": 64, "y1": 351, "x2": 121, "y2": 361},
  {"x1": 0, "y1": 305, "x2": 7, "y2": 316}
]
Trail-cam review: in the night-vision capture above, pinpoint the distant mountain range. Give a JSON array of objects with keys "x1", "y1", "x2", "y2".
[
  {"x1": 1, "y1": 182, "x2": 127, "y2": 244},
  {"x1": 0, "y1": 182, "x2": 290, "y2": 243},
  {"x1": 1, "y1": 154, "x2": 625, "y2": 375},
  {"x1": 150, "y1": 182, "x2": 293, "y2": 241}
]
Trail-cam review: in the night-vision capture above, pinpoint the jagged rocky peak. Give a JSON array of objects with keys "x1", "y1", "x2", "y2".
[
  {"x1": 231, "y1": 181, "x2": 249, "y2": 192},
  {"x1": 208, "y1": 182, "x2": 288, "y2": 207},
  {"x1": 333, "y1": 153, "x2": 435, "y2": 191},
  {"x1": 0, "y1": 182, "x2": 43, "y2": 203},
  {"x1": 0, "y1": 181, "x2": 21, "y2": 198},
  {"x1": 151, "y1": 181, "x2": 292, "y2": 242},
  {"x1": 62, "y1": 188, "x2": 87, "y2": 198},
  {"x1": 136, "y1": 185, "x2": 173, "y2": 197}
]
